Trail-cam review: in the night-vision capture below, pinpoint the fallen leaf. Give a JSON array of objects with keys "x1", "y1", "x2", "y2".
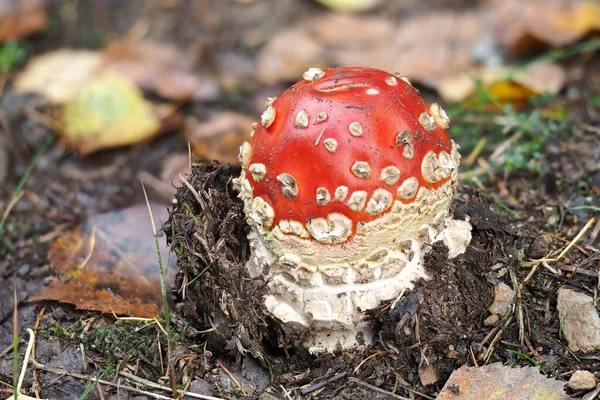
[
  {"x1": 13, "y1": 50, "x2": 104, "y2": 103},
  {"x1": 313, "y1": 0, "x2": 381, "y2": 12},
  {"x1": 14, "y1": 40, "x2": 219, "y2": 104},
  {"x1": 341, "y1": 11, "x2": 489, "y2": 90},
  {"x1": 186, "y1": 111, "x2": 255, "y2": 165},
  {"x1": 61, "y1": 72, "x2": 161, "y2": 154},
  {"x1": 256, "y1": 13, "x2": 396, "y2": 84},
  {"x1": 492, "y1": 0, "x2": 600, "y2": 54},
  {"x1": 0, "y1": 0, "x2": 47, "y2": 43},
  {"x1": 437, "y1": 363, "x2": 568, "y2": 400},
  {"x1": 437, "y1": 62, "x2": 566, "y2": 103},
  {"x1": 256, "y1": 11, "x2": 488, "y2": 91},
  {"x1": 104, "y1": 39, "x2": 219, "y2": 101},
  {"x1": 29, "y1": 204, "x2": 174, "y2": 318}
]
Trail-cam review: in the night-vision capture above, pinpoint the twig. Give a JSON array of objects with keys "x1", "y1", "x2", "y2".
[
  {"x1": 31, "y1": 360, "x2": 223, "y2": 400},
  {"x1": 469, "y1": 345, "x2": 479, "y2": 368},
  {"x1": 179, "y1": 174, "x2": 206, "y2": 209},
  {"x1": 301, "y1": 371, "x2": 347, "y2": 395},
  {"x1": 216, "y1": 359, "x2": 246, "y2": 395},
  {"x1": 78, "y1": 224, "x2": 97, "y2": 270},
  {"x1": 347, "y1": 377, "x2": 414, "y2": 400},
  {"x1": 531, "y1": 218, "x2": 595, "y2": 263},
  {"x1": 353, "y1": 351, "x2": 385, "y2": 375},
  {"x1": 484, "y1": 316, "x2": 513, "y2": 364},
  {"x1": 582, "y1": 383, "x2": 600, "y2": 400}
]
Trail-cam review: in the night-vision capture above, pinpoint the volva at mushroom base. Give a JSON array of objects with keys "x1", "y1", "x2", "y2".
[{"x1": 236, "y1": 67, "x2": 472, "y2": 353}]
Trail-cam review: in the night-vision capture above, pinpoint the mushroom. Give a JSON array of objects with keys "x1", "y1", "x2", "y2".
[{"x1": 236, "y1": 66, "x2": 472, "y2": 353}]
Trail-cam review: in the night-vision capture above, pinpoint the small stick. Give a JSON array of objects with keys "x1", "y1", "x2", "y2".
[
  {"x1": 348, "y1": 377, "x2": 424, "y2": 400},
  {"x1": 469, "y1": 345, "x2": 479, "y2": 368},
  {"x1": 216, "y1": 359, "x2": 246, "y2": 395},
  {"x1": 301, "y1": 371, "x2": 347, "y2": 395},
  {"x1": 353, "y1": 351, "x2": 385, "y2": 375},
  {"x1": 531, "y1": 218, "x2": 595, "y2": 263},
  {"x1": 31, "y1": 360, "x2": 223, "y2": 400}
]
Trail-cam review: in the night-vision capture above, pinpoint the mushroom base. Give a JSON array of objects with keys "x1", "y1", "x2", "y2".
[{"x1": 247, "y1": 215, "x2": 472, "y2": 353}]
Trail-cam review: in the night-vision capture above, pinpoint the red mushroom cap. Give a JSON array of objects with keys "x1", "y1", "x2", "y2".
[{"x1": 240, "y1": 67, "x2": 455, "y2": 245}]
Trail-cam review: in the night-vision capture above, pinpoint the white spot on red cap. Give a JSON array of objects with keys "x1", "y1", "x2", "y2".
[
  {"x1": 261, "y1": 104, "x2": 276, "y2": 128},
  {"x1": 277, "y1": 173, "x2": 299, "y2": 199},
  {"x1": 397, "y1": 177, "x2": 419, "y2": 199},
  {"x1": 347, "y1": 191, "x2": 367, "y2": 212},
  {"x1": 316, "y1": 187, "x2": 331, "y2": 206},
  {"x1": 315, "y1": 111, "x2": 328, "y2": 124},
  {"x1": 306, "y1": 213, "x2": 352, "y2": 243},
  {"x1": 295, "y1": 109, "x2": 309, "y2": 129},
  {"x1": 366, "y1": 88, "x2": 379, "y2": 95},
  {"x1": 249, "y1": 163, "x2": 266, "y2": 182},
  {"x1": 419, "y1": 112, "x2": 436, "y2": 133},
  {"x1": 365, "y1": 189, "x2": 393, "y2": 216},
  {"x1": 323, "y1": 138, "x2": 338, "y2": 153},
  {"x1": 351, "y1": 161, "x2": 371, "y2": 179},
  {"x1": 303, "y1": 67, "x2": 326, "y2": 82},
  {"x1": 334, "y1": 186, "x2": 348, "y2": 202},
  {"x1": 385, "y1": 76, "x2": 398, "y2": 86},
  {"x1": 396, "y1": 130, "x2": 414, "y2": 159},
  {"x1": 380, "y1": 166, "x2": 401, "y2": 185},
  {"x1": 239, "y1": 142, "x2": 252, "y2": 169},
  {"x1": 429, "y1": 103, "x2": 450, "y2": 129},
  {"x1": 348, "y1": 122, "x2": 363, "y2": 137}
]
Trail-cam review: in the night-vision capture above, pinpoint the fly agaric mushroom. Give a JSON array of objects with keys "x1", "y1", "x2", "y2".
[{"x1": 236, "y1": 66, "x2": 471, "y2": 353}]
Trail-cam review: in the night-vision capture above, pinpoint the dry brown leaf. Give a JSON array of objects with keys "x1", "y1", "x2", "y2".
[
  {"x1": 313, "y1": 0, "x2": 381, "y2": 12},
  {"x1": 0, "y1": 0, "x2": 47, "y2": 43},
  {"x1": 256, "y1": 13, "x2": 395, "y2": 84},
  {"x1": 437, "y1": 62, "x2": 566, "y2": 103},
  {"x1": 492, "y1": 0, "x2": 600, "y2": 54},
  {"x1": 437, "y1": 363, "x2": 568, "y2": 400},
  {"x1": 256, "y1": 11, "x2": 488, "y2": 91},
  {"x1": 104, "y1": 39, "x2": 219, "y2": 101},
  {"x1": 60, "y1": 72, "x2": 162, "y2": 155},
  {"x1": 29, "y1": 204, "x2": 174, "y2": 318},
  {"x1": 15, "y1": 40, "x2": 219, "y2": 105},
  {"x1": 186, "y1": 111, "x2": 255, "y2": 165},
  {"x1": 13, "y1": 50, "x2": 104, "y2": 103}
]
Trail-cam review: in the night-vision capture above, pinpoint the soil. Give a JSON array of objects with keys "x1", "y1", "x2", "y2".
[{"x1": 1, "y1": 1, "x2": 599, "y2": 399}]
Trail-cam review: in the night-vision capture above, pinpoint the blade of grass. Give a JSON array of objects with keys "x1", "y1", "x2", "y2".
[
  {"x1": 141, "y1": 182, "x2": 177, "y2": 398},
  {"x1": 0, "y1": 132, "x2": 57, "y2": 238}
]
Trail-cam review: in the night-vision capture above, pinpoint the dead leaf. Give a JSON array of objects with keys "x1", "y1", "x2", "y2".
[
  {"x1": 313, "y1": 0, "x2": 381, "y2": 12},
  {"x1": 492, "y1": 0, "x2": 600, "y2": 54},
  {"x1": 186, "y1": 111, "x2": 255, "y2": 165},
  {"x1": 256, "y1": 11, "x2": 488, "y2": 91},
  {"x1": 13, "y1": 50, "x2": 104, "y2": 103},
  {"x1": 14, "y1": 40, "x2": 219, "y2": 104},
  {"x1": 0, "y1": 0, "x2": 48, "y2": 43},
  {"x1": 437, "y1": 62, "x2": 566, "y2": 103},
  {"x1": 104, "y1": 39, "x2": 219, "y2": 101},
  {"x1": 29, "y1": 204, "x2": 174, "y2": 318},
  {"x1": 256, "y1": 13, "x2": 396, "y2": 84},
  {"x1": 437, "y1": 363, "x2": 568, "y2": 400},
  {"x1": 61, "y1": 72, "x2": 161, "y2": 155}
]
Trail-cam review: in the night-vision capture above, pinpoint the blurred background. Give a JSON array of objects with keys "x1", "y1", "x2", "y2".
[{"x1": 0, "y1": 1, "x2": 599, "y2": 398}]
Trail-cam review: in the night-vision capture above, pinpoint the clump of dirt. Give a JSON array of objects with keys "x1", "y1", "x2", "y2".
[
  {"x1": 165, "y1": 160, "x2": 529, "y2": 397},
  {"x1": 163, "y1": 162, "x2": 293, "y2": 363}
]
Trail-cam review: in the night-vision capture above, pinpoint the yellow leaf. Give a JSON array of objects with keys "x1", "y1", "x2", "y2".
[
  {"x1": 61, "y1": 72, "x2": 160, "y2": 154},
  {"x1": 313, "y1": 0, "x2": 380, "y2": 12},
  {"x1": 13, "y1": 49, "x2": 103, "y2": 103}
]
